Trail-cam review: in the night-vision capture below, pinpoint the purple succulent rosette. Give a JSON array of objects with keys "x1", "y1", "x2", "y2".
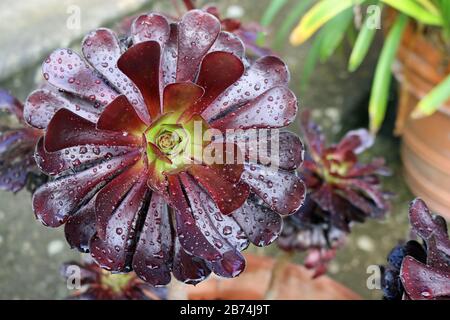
[
  {"x1": 24, "y1": 9, "x2": 305, "y2": 286},
  {"x1": 0, "y1": 90, "x2": 43, "y2": 193},
  {"x1": 61, "y1": 259, "x2": 166, "y2": 300},
  {"x1": 279, "y1": 110, "x2": 391, "y2": 277},
  {"x1": 382, "y1": 199, "x2": 450, "y2": 300}
]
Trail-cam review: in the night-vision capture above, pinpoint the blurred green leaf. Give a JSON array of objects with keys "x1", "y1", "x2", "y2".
[
  {"x1": 318, "y1": 8, "x2": 354, "y2": 62},
  {"x1": 435, "y1": 0, "x2": 450, "y2": 37},
  {"x1": 416, "y1": 0, "x2": 440, "y2": 15},
  {"x1": 369, "y1": 14, "x2": 408, "y2": 134},
  {"x1": 256, "y1": 0, "x2": 289, "y2": 46},
  {"x1": 273, "y1": 0, "x2": 313, "y2": 50},
  {"x1": 346, "y1": 24, "x2": 358, "y2": 46},
  {"x1": 260, "y1": 0, "x2": 289, "y2": 26},
  {"x1": 290, "y1": 0, "x2": 365, "y2": 46},
  {"x1": 348, "y1": 3, "x2": 383, "y2": 72},
  {"x1": 412, "y1": 73, "x2": 450, "y2": 118},
  {"x1": 380, "y1": 0, "x2": 442, "y2": 25},
  {"x1": 300, "y1": 32, "x2": 325, "y2": 92}
]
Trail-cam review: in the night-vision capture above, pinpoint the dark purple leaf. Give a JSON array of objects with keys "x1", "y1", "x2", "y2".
[
  {"x1": 176, "y1": 10, "x2": 220, "y2": 82},
  {"x1": 400, "y1": 256, "x2": 450, "y2": 300},
  {"x1": 90, "y1": 171, "x2": 148, "y2": 272},
  {"x1": 117, "y1": 41, "x2": 162, "y2": 120},
  {"x1": 132, "y1": 192, "x2": 173, "y2": 286},
  {"x1": 241, "y1": 163, "x2": 305, "y2": 215},
  {"x1": 44, "y1": 109, "x2": 141, "y2": 152},
  {"x1": 24, "y1": 89, "x2": 101, "y2": 129},
  {"x1": 232, "y1": 196, "x2": 282, "y2": 246},
  {"x1": 0, "y1": 154, "x2": 34, "y2": 192},
  {"x1": 64, "y1": 195, "x2": 97, "y2": 252},
  {"x1": 211, "y1": 86, "x2": 297, "y2": 130},
  {"x1": 180, "y1": 172, "x2": 249, "y2": 251},
  {"x1": 32, "y1": 150, "x2": 140, "y2": 227},
  {"x1": 131, "y1": 13, "x2": 170, "y2": 47},
  {"x1": 95, "y1": 159, "x2": 146, "y2": 239},
  {"x1": 82, "y1": 28, "x2": 149, "y2": 124},
  {"x1": 0, "y1": 89, "x2": 23, "y2": 120},
  {"x1": 96, "y1": 95, "x2": 146, "y2": 133},
  {"x1": 35, "y1": 137, "x2": 133, "y2": 176},
  {"x1": 163, "y1": 82, "x2": 204, "y2": 116},
  {"x1": 161, "y1": 24, "x2": 178, "y2": 87},
  {"x1": 202, "y1": 56, "x2": 289, "y2": 121},
  {"x1": 172, "y1": 239, "x2": 211, "y2": 285},
  {"x1": 180, "y1": 51, "x2": 244, "y2": 120},
  {"x1": 187, "y1": 164, "x2": 250, "y2": 215},
  {"x1": 42, "y1": 49, "x2": 117, "y2": 106},
  {"x1": 208, "y1": 31, "x2": 244, "y2": 58}
]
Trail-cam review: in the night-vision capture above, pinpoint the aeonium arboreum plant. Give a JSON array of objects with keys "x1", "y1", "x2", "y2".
[
  {"x1": 381, "y1": 198, "x2": 450, "y2": 300},
  {"x1": 61, "y1": 258, "x2": 167, "y2": 300},
  {"x1": 278, "y1": 110, "x2": 391, "y2": 277},
  {"x1": 0, "y1": 90, "x2": 45, "y2": 193},
  {"x1": 25, "y1": 9, "x2": 305, "y2": 286}
]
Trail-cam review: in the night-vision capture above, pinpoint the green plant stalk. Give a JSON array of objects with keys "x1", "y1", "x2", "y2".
[
  {"x1": 346, "y1": 24, "x2": 358, "y2": 46},
  {"x1": 416, "y1": 0, "x2": 440, "y2": 15},
  {"x1": 300, "y1": 4, "x2": 353, "y2": 89},
  {"x1": 256, "y1": 0, "x2": 289, "y2": 46},
  {"x1": 436, "y1": 0, "x2": 450, "y2": 37},
  {"x1": 348, "y1": 3, "x2": 383, "y2": 72},
  {"x1": 273, "y1": 0, "x2": 313, "y2": 50},
  {"x1": 301, "y1": 32, "x2": 324, "y2": 92},
  {"x1": 261, "y1": 0, "x2": 289, "y2": 26},
  {"x1": 412, "y1": 73, "x2": 450, "y2": 118},
  {"x1": 290, "y1": 0, "x2": 365, "y2": 46},
  {"x1": 318, "y1": 8, "x2": 354, "y2": 62},
  {"x1": 369, "y1": 14, "x2": 408, "y2": 134},
  {"x1": 380, "y1": 0, "x2": 442, "y2": 26}
]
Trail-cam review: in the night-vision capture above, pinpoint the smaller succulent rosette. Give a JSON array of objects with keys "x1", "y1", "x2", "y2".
[
  {"x1": 61, "y1": 259, "x2": 167, "y2": 300},
  {"x1": 278, "y1": 111, "x2": 391, "y2": 277},
  {"x1": 381, "y1": 199, "x2": 450, "y2": 300},
  {"x1": 0, "y1": 90, "x2": 44, "y2": 193}
]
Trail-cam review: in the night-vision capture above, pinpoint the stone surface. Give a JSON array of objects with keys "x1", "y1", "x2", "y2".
[
  {"x1": 0, "y1": 190, "x2": 79, "y2": 299},
  {"x1": 0, "y1": 0, "x2": 151, "y2": 81}
]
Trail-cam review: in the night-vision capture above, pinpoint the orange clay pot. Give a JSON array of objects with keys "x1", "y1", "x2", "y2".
[
  {"x1": 392, "y1": 21, "x2": 450, "y2": 219},
  {"x1": 186, "y1": 254, "x2": 361, "y2": 300}
]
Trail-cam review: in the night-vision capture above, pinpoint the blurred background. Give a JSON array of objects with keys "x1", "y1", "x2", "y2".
[{"x1": 1, "y1": 0, "x2": 447, "y2": 299}]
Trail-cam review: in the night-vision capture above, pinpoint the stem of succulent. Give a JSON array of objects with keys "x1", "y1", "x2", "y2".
[
  {"x1": 264, "y1": 251, "x2": 295, "y2": 300},
  {"x1": 182, "y1": 0, "x2": 196, "y2": 11}
]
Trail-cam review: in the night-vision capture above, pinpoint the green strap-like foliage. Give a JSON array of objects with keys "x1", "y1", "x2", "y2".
[{"x1": 368, "y1": 14, "x2": 408, "y2": 134}]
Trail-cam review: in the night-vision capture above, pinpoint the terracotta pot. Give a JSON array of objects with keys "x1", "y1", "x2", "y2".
[
  {"x1": 392, "y1": 21, "x2": 450, "y2": 219},
  {"x1": 186, "y1": 254, "x2": 360, "y2": 300}
]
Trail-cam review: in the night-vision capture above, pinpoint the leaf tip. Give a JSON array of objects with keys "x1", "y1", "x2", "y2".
[
  {"x1": 410, "y1": 107, "x2": 427, "y2": 119},
  {"x1": 289, "y1": 27, "x2": 306, "y2": 46},
  {"x1": 348, "y1": 59, "x2": 357, "y2": 72},
  {"x1": 369, "y1": 117, "x2": 380, "y2": 136}
]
